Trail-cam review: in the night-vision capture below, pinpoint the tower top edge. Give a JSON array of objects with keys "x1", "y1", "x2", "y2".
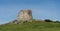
[{"x1": 20, "y1": 9, "x2": 31, "y2": 12}]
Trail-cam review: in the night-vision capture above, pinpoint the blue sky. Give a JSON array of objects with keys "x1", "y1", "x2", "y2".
[{"x1": 0, "y1": 0, "x2": 60, "y2": 24}]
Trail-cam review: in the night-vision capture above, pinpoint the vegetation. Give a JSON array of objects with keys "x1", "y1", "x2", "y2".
[
  {"x1": 55, "y1": 21, "x2": 60, "y2": 23},
  {"x1": 0, "y1": 21, "x2": 60, "y2": 31},
  {"x1": 44, "y1": 19, "x2": 53, "y2": 22}
]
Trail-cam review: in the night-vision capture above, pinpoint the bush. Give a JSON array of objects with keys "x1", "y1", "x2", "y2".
[
  {"x1": 55, "y1": 21, "x2": 60, "y2": 23},
  {"x1": 44, "y1": 19, "x2": 52, "y2": 22}
]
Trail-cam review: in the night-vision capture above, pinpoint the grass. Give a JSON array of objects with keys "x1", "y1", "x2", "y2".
[{"x1": 0, "y1": 21, "x2": 60, "y2": 31}]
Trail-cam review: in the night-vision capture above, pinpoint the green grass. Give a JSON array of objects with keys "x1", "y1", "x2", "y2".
[{"x1": 0, "y1": 21, "x2": 60, "y2": 31}]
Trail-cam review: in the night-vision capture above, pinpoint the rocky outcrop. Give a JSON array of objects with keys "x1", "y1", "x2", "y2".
[{"x1": 17, "y1": 9, "x2": 33, "y2": 23}]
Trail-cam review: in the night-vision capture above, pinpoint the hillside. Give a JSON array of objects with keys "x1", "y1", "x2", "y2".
[{"x1": 0, "y1": 21, "x2": 60, "y2": 31}]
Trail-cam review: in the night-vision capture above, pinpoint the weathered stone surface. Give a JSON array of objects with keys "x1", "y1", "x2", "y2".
[{"x1": 17, "y1": 9, "x2": 33, "y2": 23}]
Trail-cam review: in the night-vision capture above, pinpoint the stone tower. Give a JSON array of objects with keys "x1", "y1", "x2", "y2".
[{"x1": 17, "y1": 9, "x2": 32, "y2": 23}]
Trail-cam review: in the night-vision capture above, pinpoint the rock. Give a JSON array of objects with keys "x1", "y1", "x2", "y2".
[{"x1": 17, "y1": 9, "x2": 33, "y2": 23}]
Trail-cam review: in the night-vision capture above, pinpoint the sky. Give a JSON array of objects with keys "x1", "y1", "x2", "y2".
[{"x1": 0, "y1": 0, "x2": 60, "y2": 24}]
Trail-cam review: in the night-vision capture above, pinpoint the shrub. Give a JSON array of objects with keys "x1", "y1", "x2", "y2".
[
  {"x1": 55, "y1": 21, "x2": 60, "y2": 23},
  {"x1": 44, "y1": 19, "x2": 52, "y2": 22}
]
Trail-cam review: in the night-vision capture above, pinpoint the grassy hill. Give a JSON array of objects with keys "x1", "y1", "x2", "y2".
[{"x1": 0, "y1": 21, "x2": 60, "y2": 31}]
